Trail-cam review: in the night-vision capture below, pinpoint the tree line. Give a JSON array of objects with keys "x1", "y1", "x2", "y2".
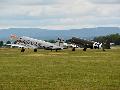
[{"x1": 93, "y1": 33, "x2": 120, "y2": 45}]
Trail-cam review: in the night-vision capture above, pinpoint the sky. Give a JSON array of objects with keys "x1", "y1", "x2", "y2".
[{"x1": 0, "y1": 0, "x2": 120, "y2": 30}]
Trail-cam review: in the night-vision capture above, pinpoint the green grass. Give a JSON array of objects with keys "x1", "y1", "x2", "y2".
[{"x1": 0, "y1": 48, "x2": 120, "y2": 90}]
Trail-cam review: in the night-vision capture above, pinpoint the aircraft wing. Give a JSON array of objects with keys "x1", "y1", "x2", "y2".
[{"x1": 6, "y1": 44, "x2": 28, "y2": 48}]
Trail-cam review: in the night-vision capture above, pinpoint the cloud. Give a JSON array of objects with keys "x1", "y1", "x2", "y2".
[
  {"x1": 88, "y1": 0, "x2": 120, "y2": 4},
  {"x1": 96, "y1": 5, "x2": 120, "y2": 17},
  {"x1": 0, "y1": 0, "x2": 120, "y2": 29},
  {"x1": 0, "y1": 0, "x2": 59, "y2": 5},
  {"x1": 0, "y1": 0, "x2": 95, "y2": 19}
]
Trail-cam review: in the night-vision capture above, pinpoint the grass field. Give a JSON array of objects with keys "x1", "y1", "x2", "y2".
[{"x1": 0, "y1": 47, "x2": 120, "y2": 90}]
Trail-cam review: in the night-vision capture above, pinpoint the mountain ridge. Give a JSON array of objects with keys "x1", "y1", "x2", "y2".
[{"x1": 0, "y1": 27, "x2": 120, "y2": 41}]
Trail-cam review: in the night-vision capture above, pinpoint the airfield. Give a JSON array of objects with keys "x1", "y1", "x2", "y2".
[{"x1": 0, "y1": 47, "x2": 120, "y2": 90}]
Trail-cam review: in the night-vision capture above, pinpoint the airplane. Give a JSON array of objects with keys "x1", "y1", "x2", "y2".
[
  {"x1": 67, "y1": 37, "x2": 102, "y2": 49},
  {"x1": 16, "y1": 36, "x2": 63, "y2": 52},
  {"x1": 67, "y1": 37, "x2": 94, "y2": 49},
  {"x1": 55, "y1": 38, "x2": 68, "y2": 49}
]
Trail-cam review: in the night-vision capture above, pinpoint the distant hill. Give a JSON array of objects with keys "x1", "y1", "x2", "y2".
[{"x1": 0, "y1": 27, "x2": 120, "y2": 41}]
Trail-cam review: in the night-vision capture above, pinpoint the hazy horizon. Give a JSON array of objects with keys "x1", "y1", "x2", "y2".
[{"x1": 0, "y1": 26, "x2": 120, "y2": 31}]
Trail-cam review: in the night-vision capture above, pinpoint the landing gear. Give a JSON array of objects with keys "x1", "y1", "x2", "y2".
[
  {"x1": 56, "y1": 49, "x2": 58, "y2": 52},
  {"x1": 21, "y1": 47, "x2": 25, "y2": 52},
  {"x1": 34, "y1": 49, "x2": 37, "y2": 52},
  {"x1": 72, "y1": 47, "x2": 75, "y2": 51},
  {"x1": 83, "y1": 47, "x2": 87, "y2": 51}
]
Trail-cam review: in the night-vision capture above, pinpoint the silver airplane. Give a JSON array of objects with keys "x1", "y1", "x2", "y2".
[{"x1": 16, "y1": 36, "x2": 63, "y2": 51}]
